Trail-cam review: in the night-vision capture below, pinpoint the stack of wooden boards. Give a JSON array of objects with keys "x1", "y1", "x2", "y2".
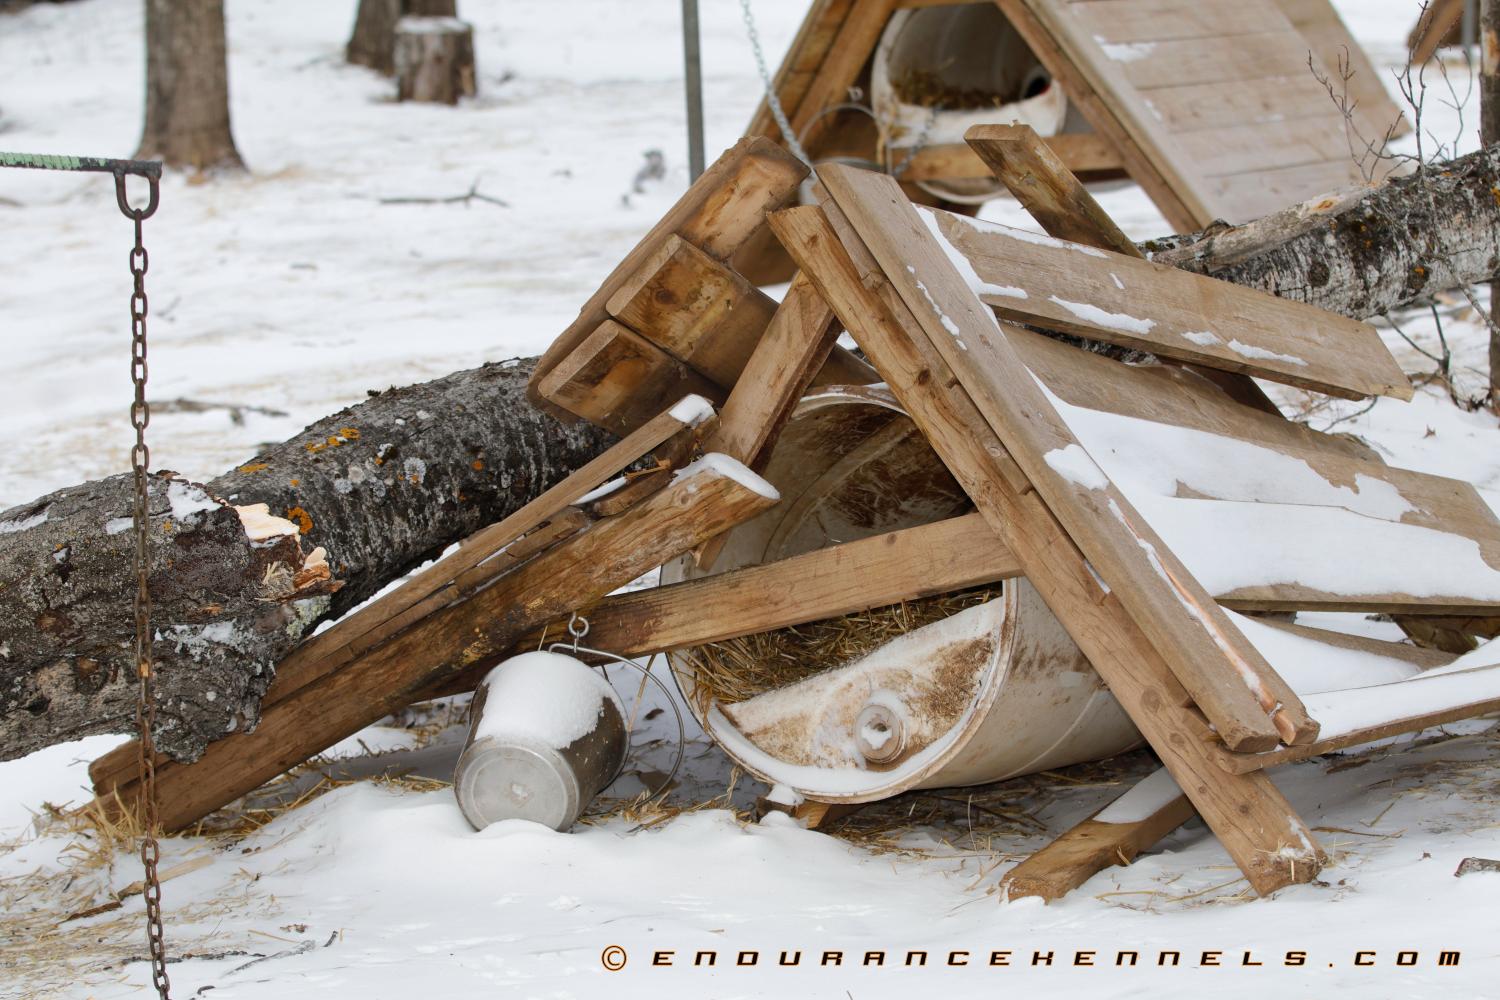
[
  {"x1": 92, "y1": 129, "x2": 1500, "y2": 903},
  {"x1": 529, "y1": 130, "x2": 1500, "y2": 899},
  {"x1": 737, "y1": 0, "x2": 1407, "y2": 283}
]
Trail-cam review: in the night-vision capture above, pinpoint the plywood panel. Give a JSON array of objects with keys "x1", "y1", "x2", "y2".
[{"x1": 1009, "y1": 0, "x2": 1397, "y2": 224}]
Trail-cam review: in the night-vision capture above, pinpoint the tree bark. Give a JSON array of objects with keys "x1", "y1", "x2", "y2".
[
  {"x1": 136, "y1": 0, "x2": 245, "y2": 172},
  {"x1": 346, "y1": 0, "x2": 457, "y2": 76},
  {"x1": 1483, "y1": 0, "x2": 1500, "y2": 405},
  {"x1": 1145, "y1": 143, "x2": 1500, "y2": 322},
  {"x1": 0, "y1": 358, "x2": 612, "y2": 762}
]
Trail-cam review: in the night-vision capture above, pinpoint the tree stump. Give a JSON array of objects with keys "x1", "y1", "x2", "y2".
[
  {"x1": 346, "y1": 0, "x2": 457, "y2": 76},
  {"x1": 394, "y1": 17, "x2": 476, "y2": 105}
]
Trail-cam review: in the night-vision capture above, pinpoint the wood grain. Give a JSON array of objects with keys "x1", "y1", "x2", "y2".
[
  {"x1": 820, "y1": 164, "x2": 1316, "y2": 751},
  {"x1": 920, "y1": 204, "x2": 1411, "y2": 401},
  {"x1": 776, "y1": 199, "x2": 1323, "y2": 894}
]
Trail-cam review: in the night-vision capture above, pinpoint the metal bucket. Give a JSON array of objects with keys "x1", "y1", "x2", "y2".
[
  {"x1": 663, "y1": 387, "x2": 1142, "y2": 804},
  {"x1": 454, "y1": 651, "x2": 627, "y2": 831}
]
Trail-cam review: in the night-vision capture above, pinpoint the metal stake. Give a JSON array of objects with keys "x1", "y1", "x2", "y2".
[{"x1": 681, "y1": 0, "x2": 706, "y2": 182}]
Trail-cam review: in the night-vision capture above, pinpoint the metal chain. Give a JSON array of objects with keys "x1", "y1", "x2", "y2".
[
  {"x1": 738, "y1": 0, "x2": 814, "y2": 169},
  {"x1": 120, "y1": 171, "x2": 170, "y2": 1000}
]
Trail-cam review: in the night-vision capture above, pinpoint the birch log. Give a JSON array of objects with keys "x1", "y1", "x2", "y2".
[
  {"x1": 1146, "y1": 143, "x2": 1500, "y2": 321},
  {"x1": 0, "y1": 359, "x2": 611, "y2": 762}
]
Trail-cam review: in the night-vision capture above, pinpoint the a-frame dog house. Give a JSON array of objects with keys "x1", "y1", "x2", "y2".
[
  {"x1": 734, "y1": 0, "x2": 1407, "y2": 282},
  {"x1": 525, "y1": 132, "x2": 1500, "y2": 899},
  {"x1": 96, "y1": 133, "x2": 1500, "y2": 903}
]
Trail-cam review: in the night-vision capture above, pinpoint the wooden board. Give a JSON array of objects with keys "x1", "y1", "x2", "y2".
[
  {"x1": 1409, "y1": 0, "x2": 1464, "y2": 65},
  {"x1": 1273, "y1": 0, "x2": 1409, "y2": 137},
  {"x1": 528, "y1": 136, "x2": 807, "y2": 416},
  {"x1": 95, "y1": 462, "x2": 779, "y2": 831},
  {"x1": 897, "y1": 133, "x2": 1125, "y2": 181},
  {"x1": 534, "y1": 320, "x2": 724, "y2": 436},
  {"x1": 963, "y1": 124, "x2": 1140, "y2": 256},
  {"x1": 776, "y1": 198, "x2": 1323, "y2": 894},
  {"x1": 1001, "y1": 773, "x2": 1197, "y2": 901},
  {"x1": 606, "y1": 234, "x2": 779, "y2": 387},
  {"x1": 917, "y1": 203, "x2": 1411, "y2": 401},
  {"x1": 996, "y1": 0, "x2": 1387, "y2": 227},
  {"x1": 819, "y1": 164, "x2": 1317, "y2": 750},
  {"x1": 1009, "y1": 329, "x2": 1500, "y2": 617}
]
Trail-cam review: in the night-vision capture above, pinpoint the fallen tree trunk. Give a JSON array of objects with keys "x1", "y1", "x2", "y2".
[
  {"x1": 1145, "y1": 143, "x2": 1500, "y2": 321},
  {"x1": 0, "y1": 358, "x2": 611, "y2": 762}
]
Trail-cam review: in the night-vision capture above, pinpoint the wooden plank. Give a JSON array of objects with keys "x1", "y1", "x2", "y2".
[
  {"x1": 788, "y1": 0, "x2": 897, "y2": 152},
  {"x1": 963, "y1": 124, "x2": 1140, "y2": 256},
  {"x1": 1207, "y1": 159, "x2": 1387, "y2": 224},
  {"x1": 528, "y1": 136, "x2": 807, "y2": 414},
  {"x1": 706, "y1": 271, "x2": 841, "y2": 471},
  {"x1": 1409, "y1": 0, "x2": 1464, "y2": 65},
  {"x1": 96, "y1": 461, "x2": 780, "y2": 831},
  {"x1": 1140, "y1": 77, "x2": 1353, "y2": 132},
  {"x1": 1221, "y1": 694, "x2": 1500, "y2": 773},
  {"x1": 776, "y1": 199, "x2": 1322, "y2": 894},
  {"x1": 1000, "y1": 0, "x2": 1216, "y2": 226},
  {"x1": 1073, "y1": 0, "x2": 1285, "y2": 44},
  {"x1": 606, "y1": 235, "x2": 779, "y2": 387},
  {"x1": 1172, "y1": 115, "x2": 1365, "y2": 179},
  {"x1": 1001, "y1": 773, "x2": 1197, "y2": 901},
  {"x1": 1272, "y1": 0, "x2": 1409, "y2": 137},
  {"x1": 535, "y1": 320, "x2": 724, "y2": 435},
  {"x1": 919, "y1": 204, "x2": 1411, "y2": 401},
  {"x1": 1007, "y1": 0, "x2": 1398, "y2": 225},
  {"x1": 1253, "y1": 619, "x2": 1459, "y2": 670},
  {"x1": 820, "y1": 164, "x2": 1317, "y2": 750},
  {"x1": 964, "y1": 122, "x2": 1284, "y2": 418},
  {"x1": 577, "y1": 513, "x2": 1018, "y2": 656},
  {"x1": 898, "y1": 133, "x2": 1125, "y2": 181},
  {"x1": 746, "y1": 0, "x2": 857, "y2": 142},
  {"x1": 88, "y1": 403, "x2": 712, "y2": 795},
  {"x1": 1114, "y1": 30, "x2": 1322, "y2": 91},
  {"x1": 1002, "y1": 328, "x2": 1500, "y2": 602}
]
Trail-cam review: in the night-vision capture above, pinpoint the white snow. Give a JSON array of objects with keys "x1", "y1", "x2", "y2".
[
  {"x1": 165, "y1": 479, "x2": 218, "y2": 521},
  {"x1": 1182, "y1": 330, "x2": 1222, "y2": 347},
  {"x1": 1049, "y1": 295, "x2": 1157, "y2": 335},
  {"x1": 1043, "y1": 443, "x2": 1110, "y2": 490},
  {"x1": 1227, "y1": 338, "x2": 1309, "y2": 367},
  {"x1": 103, "y1": 515, "x2": 133, "y2": 535},
  {"x1": 667, "y1": 393, "x2": 716, "y2": 428},
  {"x1": 574, "y1": 475, "x2": 628, "y2": 505},
  {"x1": 1101, "y1": 41, "x2": 1158, "y2": 63},
  {"x1": 0, "y1": 510, "x2": 48, "y2": 534},
  {"x1": 1093, "y1": 766, "x2": 1180, "y2": 825},
  {"x1": 673, "y1": 453, "x2": 780, "y2": 501},
  {"x1": 472, "y1": 651, "x2": 624, "y2": 750}
]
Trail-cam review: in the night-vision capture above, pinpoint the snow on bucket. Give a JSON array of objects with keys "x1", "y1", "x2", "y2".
[
  {"x1": 663, "y1": 387, "x2": 1141, "y2": 804},
  {"x1": 454, "y1": 651, "x2": 627, "y2": 831}
]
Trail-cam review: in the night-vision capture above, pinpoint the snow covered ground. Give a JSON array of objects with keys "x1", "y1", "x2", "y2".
[{"x1": 2, "y1": 0, "x2": 1499, "y2": 997}]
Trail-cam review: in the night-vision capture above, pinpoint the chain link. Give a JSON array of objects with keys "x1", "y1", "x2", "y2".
[
  {"x1": 121, "y1": 173, "x2": 171, "y2": 1000},
  {"x1": 738, "y1": 0, "x2": 814, "y2": 169}
]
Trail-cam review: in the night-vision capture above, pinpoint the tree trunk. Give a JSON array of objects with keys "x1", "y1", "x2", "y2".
[
  {"x1": 394, "y1": 17, "x2": 476, "y2": 105},
  {"x1": 1483, "y1": 0, "x2": 1500, "y2": 406},
  {"x1": 346, "y1": 0, "x2": 457, "y2": 76},
  {"x1": 0, "y1": 358, "x2": 612, "y2": 763},
  {"x1": 1145, "y1": 143, "x2": 1500, "y2": 322},
  {"x1": 136, "y1": 0, "x2": 244, "y2": 171}
]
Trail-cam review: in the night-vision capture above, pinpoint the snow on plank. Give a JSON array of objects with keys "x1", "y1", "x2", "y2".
[
  {"x1": 1011, "y1": 327, "x2": 1500, "y2": 615},
  {"x1": 916, "y1": 206, "x2": 1412, "y2": 402}
]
